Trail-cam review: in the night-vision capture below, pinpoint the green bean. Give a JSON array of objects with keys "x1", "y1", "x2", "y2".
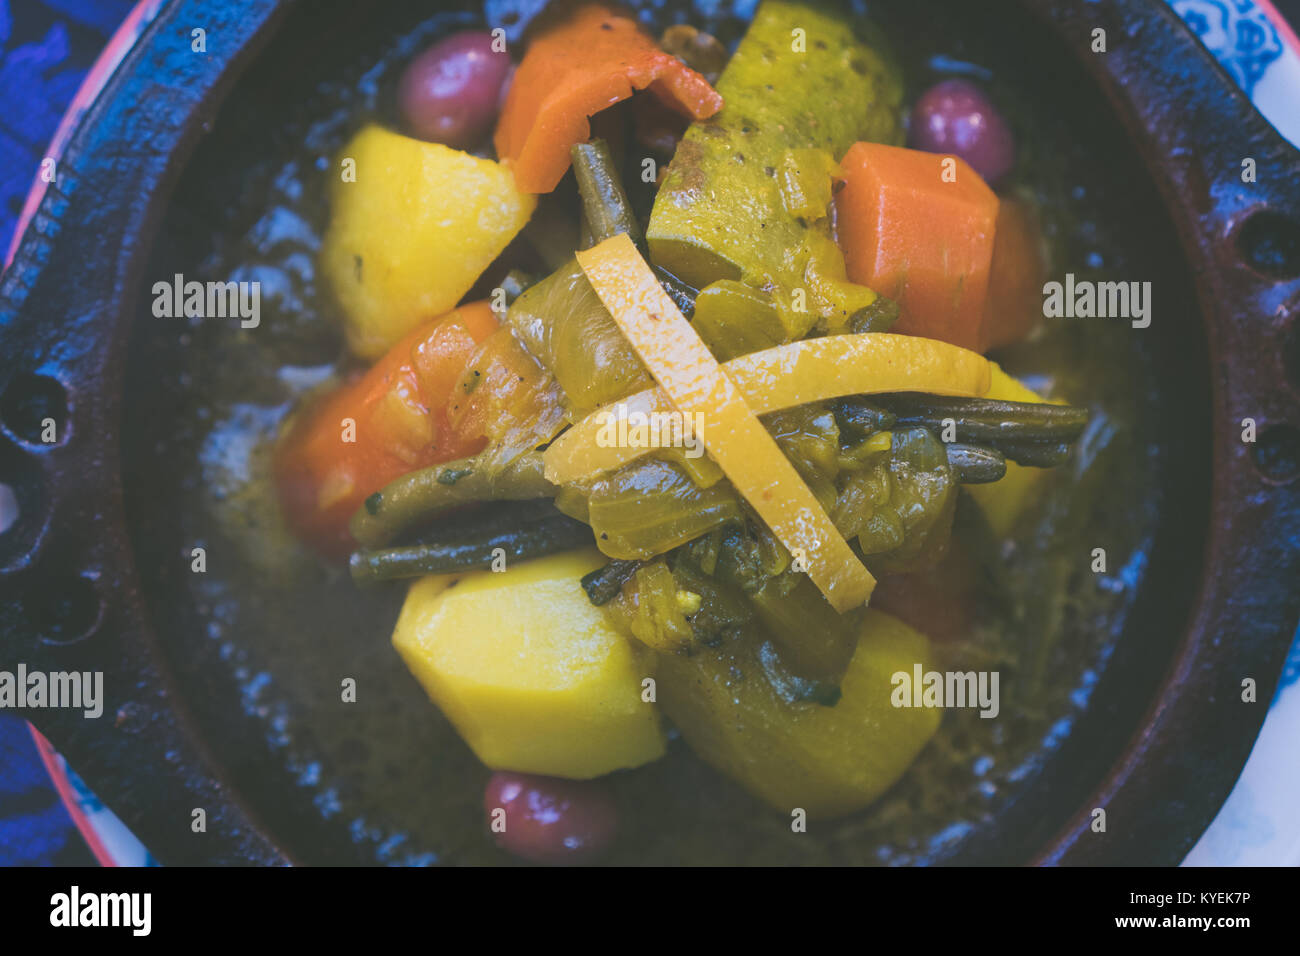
[
  {"x1": 866, "y1": 394, "x2": 1089, "y2": 444},
  {"x1": 579, "y1": 558, "x2": 643, "y2": 606},
  {"x1": 572, "y1": 140, "x2": 697, "y2": 312},
  {"x1": 834, "y1": 400, "x2": 897, "y2": 436},
  {"x1": 349, "y1": 513, "x2": 592, "y2": 585},
  {"x1": 848, "y1": 294, "x2": 899, "y2": 334},
  {"x1": 946, "y1": 443, "x2": 1007, "y2": 484},
  {"x1": 571, "y1": 139, "x2": 641, "y2": 246},
  {"x1": 990, "y1": 440, "x2": 1071, "y2": 468},
  {"x1": 349, "y1": 452, "x2": 557, "y2": 549}
]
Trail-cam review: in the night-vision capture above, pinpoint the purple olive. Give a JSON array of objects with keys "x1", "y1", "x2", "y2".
[
  {"x1": 398, "y1": 31, "x2": 512, "y2": 149},
  {"x1": 908, "y1": 79, "x2": 1015, "y2": 185},
  {"x1": 484, "y1": 771, "x2": 619, "y2": 865}
]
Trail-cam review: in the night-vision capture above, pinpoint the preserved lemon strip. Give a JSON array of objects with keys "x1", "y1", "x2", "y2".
[
  {"x1": 545, "y1": 333, "x2": 992, "y2": 484},
  {"x1": 575, "y1": 234, "x2": 874, "y2": 612}
]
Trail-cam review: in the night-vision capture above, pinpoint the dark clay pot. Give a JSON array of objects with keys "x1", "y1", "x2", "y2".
[{"x1": 0, "y1": 0, "x2": 1297, "y2": 865}]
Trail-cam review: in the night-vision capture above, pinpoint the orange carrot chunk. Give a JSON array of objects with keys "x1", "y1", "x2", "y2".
[
  {"x1": 494, "y1": 4, "x2": 722, "y2": 194},
  {"x1": 836, "y1": 142, "x2": 999, "y2": 353},
  {"x1": 982, "y1": 197, "x2": 1047, "y2": 351},
  {"x1": 274, "y1": 302, "x2": 499, "y2": 557}
]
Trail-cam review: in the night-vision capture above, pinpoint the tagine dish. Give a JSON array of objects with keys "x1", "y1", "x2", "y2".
[{"x1": 130, "y1": 0, "x2": 1165, "y2": 864}]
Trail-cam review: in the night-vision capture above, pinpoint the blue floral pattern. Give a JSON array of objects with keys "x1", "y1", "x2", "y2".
[{"x1": 1172, "y1": 0, "x2": 1285, "y2": 92}]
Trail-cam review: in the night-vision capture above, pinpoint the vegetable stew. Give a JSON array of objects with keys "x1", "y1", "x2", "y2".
[{"x1": 123, "y1": 0, "x2": 1176, "y2": 865}]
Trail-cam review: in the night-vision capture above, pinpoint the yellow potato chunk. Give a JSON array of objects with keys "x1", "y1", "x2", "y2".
[
  {"x1": 963, "y1": 364, "x2": 1061, "y2": 537},
  {"x1": 392, "y1": 550, "x2": 666, "y2": 779},
  {"x1": 657, "y1": 609, "x2": 941, "y2": 818},
  {"x1": 321, "y1": 124, "x2": 535, "y2": 358}
]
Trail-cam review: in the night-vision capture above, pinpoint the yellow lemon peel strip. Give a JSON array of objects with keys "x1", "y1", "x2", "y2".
[
  {"x1": 575, "y1": 234, "x2": 875, "y2": 612},
  {"x1": 546, "y1": 332, "x2": 991, "y2": 484}
]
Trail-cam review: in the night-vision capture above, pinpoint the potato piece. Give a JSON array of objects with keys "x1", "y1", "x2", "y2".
[
  {"x1": 321, "y1": 124, "x2": 535, "y2": 358},
  {"x1": 392, "y1": 550, "x2": 665, "y2": 779},
  {"x1": 657, "y1": 609, "x2": 941, "y2": 818},
  {"x1": 963, "y1": 364, "x2": 1061, "y2": 537}
]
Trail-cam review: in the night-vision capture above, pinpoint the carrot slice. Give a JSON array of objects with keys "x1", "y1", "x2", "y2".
[
  {"x1": 576, "y1": 234, "x2": 874, "y2": 612},
  {"x1": 494, "y1": 4, "x2": 723, "y2": 194},
  {"x1": 836, "y1": 142, "x2": 998, "y2": 352},
  {"x1": 544, "y1": 333, "x2": 992, "y2": 484}
]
